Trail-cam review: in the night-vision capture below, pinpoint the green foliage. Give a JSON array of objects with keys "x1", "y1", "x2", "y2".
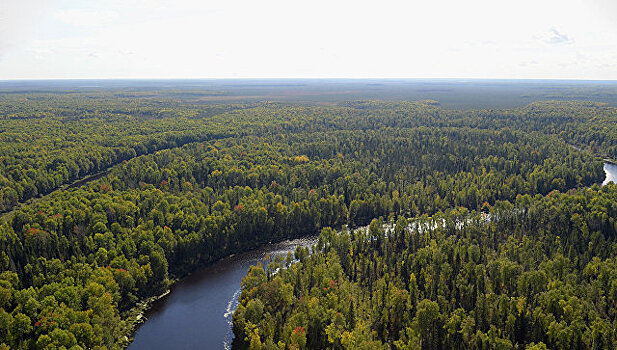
[
  {"x1": 234, "y1": 186, "x2": 617, "y2": 349},
  {"x1": 0, "y1": 94, "x2": 614, "y2": 348}
]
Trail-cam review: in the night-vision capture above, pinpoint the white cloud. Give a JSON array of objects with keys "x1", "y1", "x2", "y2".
[{"x1": 543, "y1": 28, "x2": 573, "y2": 45}]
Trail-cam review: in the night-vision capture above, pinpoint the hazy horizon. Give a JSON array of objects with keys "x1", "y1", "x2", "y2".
[
  {"x1": 4, "y1": 78, "x2": 617, "y2": 110},
  {"x1": 3, "y1": 78, "x2": 617, "y2": 82}
]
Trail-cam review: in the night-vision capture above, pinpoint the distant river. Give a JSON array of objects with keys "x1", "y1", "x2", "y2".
[
  {"x1": 129, "y1": 236, "x2": 318, "y2": 350},
  {"x1": 603, "y1": 162, "x2": 617, "y2": 186}
]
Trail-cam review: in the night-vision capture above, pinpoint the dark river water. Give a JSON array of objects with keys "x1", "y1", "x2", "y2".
[
  {"x1": 129, "y1": 163, "x2": 617, "y2": 350},
  {"x1": 129, "y1": 236, "x2": 318, "y2": 350}
]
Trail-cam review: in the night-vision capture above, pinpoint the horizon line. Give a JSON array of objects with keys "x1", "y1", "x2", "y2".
[{"x1": 2, "y1": 77, "x2": 617, "y2": 83}]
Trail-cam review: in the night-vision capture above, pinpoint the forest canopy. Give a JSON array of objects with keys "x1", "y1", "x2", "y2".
[
  {"x1": 0, "y1": 92, "x2": 615, "y2": 349},
  {"x1": 234, "y1": 185, "x2": 617, "y2": 349}
]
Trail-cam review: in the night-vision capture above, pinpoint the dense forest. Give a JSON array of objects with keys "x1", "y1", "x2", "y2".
[
  {"x1": 3, "y1": 96, "x2": 616, "y2": 213},
  {"x1": 0, "y1": 92, "x2": 615, "y2": 349},
  {"x1": 233, "y1": 185, "x2": 617, "y2": 349}
]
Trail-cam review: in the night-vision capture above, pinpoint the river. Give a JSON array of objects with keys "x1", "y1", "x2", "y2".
[
  {"x1": 129, "y1": 162, "x2": 617, "y2": 349},
  {"x1": 603, "y1": 162, "x2": 617, "y2": 186},
  {"x1": 129, "y1": 236, "x2": 318, "y2": 350}
]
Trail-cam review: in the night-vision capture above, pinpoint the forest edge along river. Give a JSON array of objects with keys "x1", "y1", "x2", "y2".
[
  {"x1": 128, "y1": 236, "x2": 319, "y2": 349},
  {"x1": 127, "y1": 163, "x2": 617, "y2": 349}
]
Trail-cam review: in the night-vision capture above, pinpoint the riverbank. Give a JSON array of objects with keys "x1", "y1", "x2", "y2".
[
  {"x1": 126, "y1": 234, "x2": 322, "y2": 349},
  {"x1": 117, "y1": 290, "x2": 171, "y2": 348}
]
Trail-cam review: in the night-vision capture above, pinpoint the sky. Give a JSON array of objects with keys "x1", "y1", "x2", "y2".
[{"x1": 1, "y1": 0, "x2": 617, "y2": 80}]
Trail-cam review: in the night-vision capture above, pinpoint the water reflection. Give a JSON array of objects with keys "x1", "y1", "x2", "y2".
[
  {"x1": 129, "y1": 236, "x2": 317, "y2": 350},
  {"x1": 603, "y1": 162, "x2": 617, "y2": 186}
]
